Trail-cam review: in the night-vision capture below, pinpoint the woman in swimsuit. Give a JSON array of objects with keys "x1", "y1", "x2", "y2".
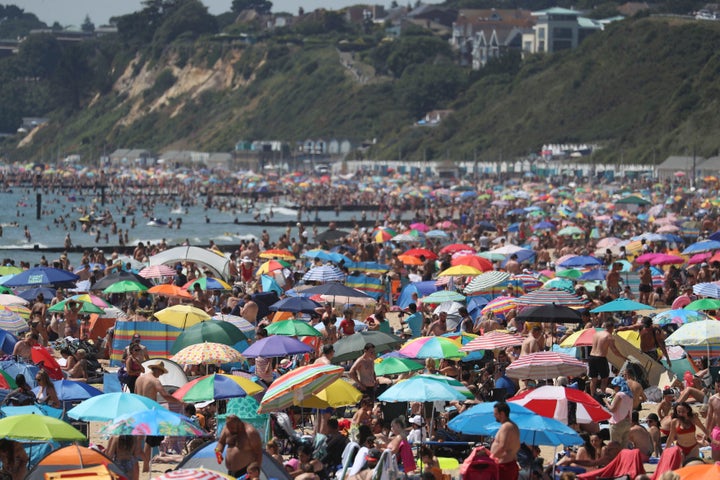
[
  {"x1": 666, "y1": 402, "x2": 709, "y2": 458},
  {"x1": 106, "y1": 435, "x2": 142, "y2": 480},
  {"x1": 34, "y1": 370, "x2": 60, "y2": 408}
]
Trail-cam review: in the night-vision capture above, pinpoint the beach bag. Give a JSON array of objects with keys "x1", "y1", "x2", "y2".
[
  {"x1": 117, "y1": 365, "x2": 129, "y2": 385},
  {"x1": 460, "y1": 446, "x2": 499, "y2": 480}
]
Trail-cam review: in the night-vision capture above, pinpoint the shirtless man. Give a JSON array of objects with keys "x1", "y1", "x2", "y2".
[
  {"x1": 490, "y1": 401, "x2": 521, "y2": 480},
  {"x1": 12, "y1": 333, "x2": 38, "y2": 361},
  {"x1": 705, "y1": 377, "x2": 720, "y2": 461},
  {"x1": 426, "y1": 312, "x2": 448, "y2": 336},
  {"x1": 628, "y1": 411, "x2": 653, "y2": 461},
  {"x1": 618, "y1": 316, "x2": 671, "y2": 366},
  {"x1": 638, "y1": 262, "x2": 653, "y2": 305},
  {"x1": 349, "y1": 343, "x2": 377, "y2": 399},
  {"x1": 606, "y1": 263, "x2": 622, "y2": 299},
  {"x1": 589, "y1": 320, "x2": 625, "y2": 397},
  {"x1": 520, "y1": 326, "x2": 543, "y2": 357},
  {"x1": 135, "y1": 361, "x2": 184, "y2": 472},
  {"x1": 216, "y1": 414, "x2": 263, "y2": 478},
  {"x1": 240, "y1": 295, "x2": 258, "y2": 324}
]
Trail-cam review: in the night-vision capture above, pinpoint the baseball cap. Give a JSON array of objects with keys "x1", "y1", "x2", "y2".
[
  {"x1": 663, "y1": 388, "x2": 674, "y2": 396},
  {"x1": 409, "y1": 415, "x2": 423, "y2": 426},
  {"x1": 366, "y1": 448, "x2": 382, "y2": 462}
]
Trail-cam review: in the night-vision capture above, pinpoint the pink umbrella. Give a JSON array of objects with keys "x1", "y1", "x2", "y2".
[
  {"x1": 596, "y1": 237, "x2": 622, "y2": 248},
  {"x1": 505, "y1": 351, "x2": 587, "y2": 380},
  {"x1": 688, "y1": 252, "x2": 712, "y2": 265},
  {"x1": 649, "y1": 254, "x2": 685, "y2": 266},
  {"x1": 460, "y1": 331, "x2": 524, "y2": 352},
  {"x1": 409, "y1": 223, "x2": 430, "y2": 232},
  {"x1": 139, "y1": 265, "x2": 178, "y2": 279},
  {"x1": 657, "y1": 224, "x2": 680, "y2": 233},
  {"x1": 634, "y1": 252, "x2": 662, "y2": 264}
]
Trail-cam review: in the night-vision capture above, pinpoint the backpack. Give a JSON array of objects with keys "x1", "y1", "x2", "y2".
[
  {"x1": 117, "y1": 365, "x2": 129, "y2": 385},
  {"x1": 460, "y1": 446, "x2": 499, "y2": 480}
]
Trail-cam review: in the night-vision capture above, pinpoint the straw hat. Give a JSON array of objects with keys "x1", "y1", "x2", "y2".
[{"x1": 148, "y1": 361, "x2": 169, "y2": 375}]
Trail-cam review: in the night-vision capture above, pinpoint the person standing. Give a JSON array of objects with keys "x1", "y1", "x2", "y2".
[
  {"x1": 588, "y1": 320, "x2": 625, "y2": 397},
  {"x1": 490, "y1": 401, "x2": 520, "y2": 480},
  {"x1": 606, "y1": 262, "x2": 622, "y2": 299},
  {"x1": 638, "y1": 262, "x2": 653, "y2": 305},
  {"x1": 404, "y1": 303, "x2": 424, "y2": 338},
  {"x1": 606, "y1": 377, "x2": 634, "y2": 448},
  {"x1": 124, "y1": 343, "x2": 145, "y2": 393},
  {"x1": 349, "y1": 343, "x2": 377, "y2": 399},
  {"x1": 314, "y1": 344, "x2": 334, "y2": 365},
  {"x1": 705, "y1": 377, "x2": 720, "y2": 461},
  {"x1": 216, "y1": 414, "x2": 263, "y2": 478}
]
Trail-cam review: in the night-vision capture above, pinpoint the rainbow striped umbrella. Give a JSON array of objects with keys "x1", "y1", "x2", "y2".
[
  {"x1": 480, "y1": 296, "x2": 517, "y2": 316},
  {"x1": 183, "y1": 277, "x2": 232, "y2": 291},
  {"x1": 509, "y1": 274, "x2": 543, "y2": 291},
  {"x1": 0, "y1": 307, "x2": 30, "y2": 335},
  {"x1": 398, "y1": 336, "x2": 466, "y2": 360},
  {"x1": 258, "y1": 364, "x2": 344, "y2": 413},
  {"x1": 172, "y1": 373, "x2": 263, "y2": 402}
]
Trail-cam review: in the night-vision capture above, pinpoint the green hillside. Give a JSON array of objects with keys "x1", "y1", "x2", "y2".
[{"x1": 3, "y1": 2, "x2": 720, "y2": 165}]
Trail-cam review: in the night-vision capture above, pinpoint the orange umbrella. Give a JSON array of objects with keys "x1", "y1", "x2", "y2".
[
  {"x1": 403, "y1": 248, "x2": 437, "y2": 260},
  {"x1": 259, "y1": 249, "x2": 296, "y2": 261},
  {"x1": 148, "y1": 284, "x2": 193, "y2": 299},
  {"x1": 674, "y1": 462, "x2": 720, "y2": 480},
  {"x1": 451, "y1": 255, "x2": 493, "y2": 272},
  {"x1": 398, "y1": 254, "x2": 423, "y2": 266}
]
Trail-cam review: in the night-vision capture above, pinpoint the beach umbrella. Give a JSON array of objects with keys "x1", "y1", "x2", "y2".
[
  {"x1": 258, "y1": 364, "x2": 344, "y2": 413},
  {"x1": 437, "y1": 265, "x2": 483, "y2": 277},
  {"x1": 379, "y1": 375, "x2": 468, "y2": 403},
  {"x1": 559, "y1": 328, "x2": 601, "y2": 347},
  {"x1": 148, "y1": 284, "x2": 194, "y2": 300},
  {"x1": 47, "y1": 298, "x2": 105, "y2": 315},
  {"x1": 557, "y1": 226, "x2": 584, "y2": 237},
  {"x1": 398, "y1": 336, "x2": 466, "y2": 360},
  {"x1": 649, "y1": 254, "x2": 685, "y2": 266},
  {"x1": 0, "y1": 306, "x2": 30, "y2": 335},
  {"x1": 99, "y1": 407, "x2": 206, "y2": 437},
  {"x1": 172, "y1": 373, "x2": 263, "y2": 402},
  {"x1": 414, "y1": 373, "x2": 474, "y2": 399},
  {"x1": 682, "y1": 240, "x2": 720, "y2": 255},
  {"x1": 398, "y1": 254, "x2": 423, "y2": 265},
  {"x1": 672, "y1": 462, "x2": 720, "y2": 480},
  {"x1": 509, "y1": 385, "x2": 611, "y2": 424},
  {"x1": 331, "y1": 331, "x2": 402, "y2": 363},
  {"x1": 557, "y1": 255, "x2": 602, "y2": 267},
  {"x1": 580, "y1": 269, "x2": 608, "y2": 281},
  {"x1": 515, "y1": 304, "x2": 583, "y2": 323},
  {"x1": 451, "y1": 255, "x2": 493, "y2": 272},
  {"x1": 464, "y1": 271, "x2": 510, "y2": 294},
  {"x1": 509, "y1": 273, "x2": 543, "y2": 292},
  {"x1": 242, "y1": 335, "x2": 312, "y2": 358},
  {"x1": 299, "y1": 378, "x2": 363, "y2": 409},
  {"x1": 268, "y1": 296, "x2": 322, "y2": 314},
  {"x1": 266, "y1": 319, "x2": 323, "y2": 337},
  {"x1": 302, "y1": 249, "x2": 335, "y2": 262},
  {"x1": 65, "y1": 293, "x2": 109, "y2": 308},
  {"x1": 46, "y1": 379, "x2": 102, "y2": 402},
  {"x1": 4, "y1": 267, "x2": 79, "y2": 287},
  {"x1": 0, "y1": 294, "x2": 27, "y2": 306},
  {"x1": 461, "y1": 331, "x2": 524, "y2": 352},
  {"x1": 256, "y1": 259, "x2": 288, "y2": 276},
  {"x1": 653, "y1": 309, "x2": 711, "y2": 326},
  {"x1": 392, "y1": 233, "x2": 422, "y2": 243},
  {"x1": 426, "y1": 229, "x2": 449, "y2": 238},
  {"x1": 541, "y1": 277, "x2": 575, "y2": 292},
  {"x1": 92, "y1": 270, "x2": 153, "y2": 290},
  {"x1": 448, "y1": 402, "x2": 582, "y2": 446},
  {"x1": 440, "y1": 244, "x2": 474, "y2": 255},
  {"x1": 300, "y1": 283, "x2": 373, "y2": 303},
  {"x1": 556, "y1": 269, "x2": 582, "y2": 279},
  {"x1": 422, "y1": 290, "x2": 466, "y2": 303},
  {"x1": 666, "y1": 320, "x2": 720, "y2": 347},
  {"x1": 0, "y1": 404, "x2": 62, "y2": 418},
  {"x1": 67, "y1": 392, "x2": 164, "y2": 421},
  {"x1": 183, "y1": 278, "x2": 232, "y2": 291},
  {"x1": 0, "y1": 329, "x2": 17, "y2": 355},
  {"x1": 373, "y1": 229, "x2": 394, "y2": 243},
  {"x1": 170, "y1": 321, "x2": 247, "y2": 354},
  {"x1": 259, "y1": 249, "x2": 296, "y2": 261},
  {"x1": 480, "y1": 296, "x2": 517, "y2": 316},
  {"x1": 302, "y1": 265, "x2": 346, "y2": 283},
  {"x1": 685, "y1": 298, "x2": 720, "y2": 311},
  {"x1": 597, "y1": 237, "x2": 623, "y2": 248},
  {"x1": 0, "y1": 368, "x2": 17, "y2": 389},
  {"x1": 692, "y1": 282, "x2": 720, "y2": 299},
  {"x1": 590, "y1": 298, "x2": 654, "y2": 313},
  {"x1": 16, "y1": 287, "x2": 57, "y2": 302},
  {"x1": 31, "y1": 346, "x2": 64, "y2": 380},
  {"x1": 0, "y1": 414, "x2": 86, "y2": 441},
  {"x1": 505, "y1": 352, "x2": 587, "y2": 380},
  {"x1": 374, "y1": 357, "x2": 424, "y2": 376},
  {"x1": 213, "y1": 314, "x2": 255, "y2": 338},
  {"x1": 152, "y1": 468, "x2": 235, "y2": 480},
  {"x1": 171, "y1": 342, "x2": 243, "y2": 365},
  {"x1": 155, "y1": 304, "x2": 211, "y2": 329},
  {"x1": 102, "y1": 280, "x2": 149, "y2": 294},
  {"x1": 139, "y1": 265, "x2": 178, "y2": 279},
  {"x1": 515, "y1": 289, "x2": 588, "y2": 307}
]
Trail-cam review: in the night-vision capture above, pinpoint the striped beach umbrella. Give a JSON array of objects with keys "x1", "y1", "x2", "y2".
[
  {"x1": 172, "y1": 373, "x2": 263, "y2": 402},
  {"x1": 693, "y1": 282, "x2": 720, "y2": 299},
  {"x1": 398, "y1": 336, "x2": 466, "y2": 360},
  {"x1": 480, "y1": 296, "x2": 517, "y2": 316},
  {"x1": 139, "y1": 265, "x2": 177, "y2": 279},
  {"x1": 302, "y1": 265, "x2": 346, "y2": 283},
  {"x1": 652, "y1": 309, "x2": 711, "y2": 327},
  {"x1": 422, "y1": 290, "x2": 466, "y2": 303},
  {"x1": 0, "y1": 307, "x2": 30, "y2": 335},
  {"x1": 509, "y1": 273, "x2": 543, "y2": 292},
  {"x1": 509, "y1": 386, "x2": 610, "y2": 425},
  {"x1": 153, "y1": 468, "x2": 235, "y2": 480},
  {"x1": 515, "y1": 289, "x2": 588, "y2": 307},
  {"x1": 505, "y1": 352, "x2": 587, "y2": 380},
  {"x1": 259, "y1": 249, "x2": 296, "y2": 261},
  {"x1": 461, "y1": 331, "x2": 524, "y2": 352},
  {"x1": 464, "y1": 271, "x2": 510, "y2": 295},
  {"x1": 183, "y1": 277, "x2": 232, "y2": 291},
  {"x1": 258, "y1": 364, "x2": 344, "y2": 413}
]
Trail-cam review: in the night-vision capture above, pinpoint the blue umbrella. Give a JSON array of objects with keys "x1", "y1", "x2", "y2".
[
  {"x1": 16, "y1": 287, "x2": 56, "y2": 303},
  {"x1": 378, "y1": 376, "x2": 468, "y2": 402},
  {"x1": 0, "y1": 328, "x2": 17, "y2": 355},
  {"x1": 0, "y1": 404, "x2": 64, "y2": 418},
  {"x1": 241, "y1": 336, "x2": 312, "y2": 358},
  {"x1": 41, "y1": 379, "x2": 102, "y2": 402},
  {"x1": 590, "y1": 298, "x2": 654, "y2": 313},
  {"x1": 580, "y1": 269, "x2": 608, "y2": 281},
  {"x1": 448, "y1": 402, "x2": 582, "y2": 446},
  {"x1": 302, "y1": 265, "x2": 346, "y2": 283},
  {"x1": 269, "y1": 296, "x2": 322, "y2": 313},
  {"x1": 302, "y1": 250, "x2": 335, "y2": 262},
  {"x1": 260, "y1": 275, "x2": 283, "y2": 296},
  {"x1": 426, "y1": 230, "x2": 449, "y2": 238},
  {"x1": 4, "y1": 267, "x2": 79, "y2": 287},
  {"x1": 533, "y1": 221, "x2": 556, "y2": 231},
  {"x1": 682, "y1": 240, "x2": 720, "y2": 254},
  {"x1": 67, "y1": 392, "x2": 164, "y2": 421},
  {"x1": 558, "y1": 256, "x2": 603, "y2": 268},
  {"x1": 0, "y1": 361, "x2": 39, "y2": 388}
]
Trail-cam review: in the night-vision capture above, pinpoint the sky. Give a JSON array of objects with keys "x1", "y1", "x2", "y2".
[{"x1": 16, "y1": 0, "x2": 441, "y2": 28}]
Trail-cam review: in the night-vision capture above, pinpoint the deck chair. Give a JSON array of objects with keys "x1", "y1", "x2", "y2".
[
  {"x1": 371, "y1": 449, "x2": 400, "y2": 480},
  {"x1": 577, "y1": 449, "x2": 645, "y2": 480},
  {"x1": 336, "y1": 442, "x2": 359, "y2": 480}
]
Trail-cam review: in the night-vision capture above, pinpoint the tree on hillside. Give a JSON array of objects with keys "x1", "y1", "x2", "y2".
[
  {"x1": 152, "y1": 0, "x2": 218, "y2": 50},
  {"x1": 81, "y1": 14, "x2": 95, "y2": 32},
  {"x1": 231, "y1": 0, "x2": 273, "y2": 15}
]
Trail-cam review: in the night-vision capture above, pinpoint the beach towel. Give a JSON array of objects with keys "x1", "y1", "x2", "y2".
[
  {"x1": 577, "y1": 449, "x2": 645, "y2": 480},
  {"x1": 650, "y1": 446, "x2": 682, "y2": 480}
]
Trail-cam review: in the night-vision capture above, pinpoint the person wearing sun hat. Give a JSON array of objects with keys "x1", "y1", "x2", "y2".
[{"x1": 606, "y1": 376, "x2": 633, "y2": 447}]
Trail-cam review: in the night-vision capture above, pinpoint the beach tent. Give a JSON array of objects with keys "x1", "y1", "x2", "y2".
[
  {"x1": 26, "y1": 445, "x2": 125, "y2": 480},
  {"x1": 396, "y1": 281, "x2": 438, "y2": 309},
  {"x1": 148, "y1": 246, "x2": 230, "y2": 281},
  {"x1": 43, "y1": 465, "x2": 121, "y2": 480},
  {"x1": 140, "y1": 358, "x2": 188, "y2": 391},
  {"x1": 110, "y1": 321, "x2": 182, "y2": 367},
  {"x1": 178, "y1": 440, "x2": 290, "y2": 480}
]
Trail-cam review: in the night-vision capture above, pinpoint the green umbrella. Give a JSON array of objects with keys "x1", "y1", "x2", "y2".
[
  {"x1": 170, "y1": 320, "x2": 247, "y2": 354},
  {"x1": 47, "y1": 298, "x2": 105, "y2": 315},
  {"x1": 332, "y1": 331, "x2": 402, "y2": 363},
  {"x1": 422, "y1": 290, "x2": 466, "y2": 303},
  {"x1": 557, "y1": 226, "x2": 584, "y2": 236},
  {"x1": 103, "y1": 280, "x2": 149, "y2": 294},
  {"x1": 556, "y1": 269, "x2": 582, "y2": 279},
  {"x1": 0, "y1": 286, "x2": 11, "y2": 294},
  {"x1": 374, "y1": 356, "x2": 424, "y2": 376},
  {"x1": 0, "y1": 369, "x2": 17, "y2": 389},
  {"x1": 685, "y1": 298, "x2": 720, "y2": 311},
  {"x1": 0, "y1": 413, "x2": 86, "y2": 441},
  {"x1": 266, "y1": 319, "x2": 322, "y2": 338},
  {"x1": 477, "y1": 252, "x2": 506, "y2": 261}
]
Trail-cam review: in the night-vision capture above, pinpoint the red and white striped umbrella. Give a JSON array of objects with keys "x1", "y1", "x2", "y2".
[
  {"x1": 139, "y1": 265, "x2": 177, "y2": 279},
  {"x1": 460, "y1": 331, "x2": 524, "y2": 352},
  {"x1": 505, "y1": 351, "x2": 587, "y2": 380},
  {"x1": 153, "y1": 468, "x2": 235, "y2": 480},
  {"x1": 509, "y1": 385, "x2": 611, "y2": 425},
  {"x1": 515, "y1": 288, "x2": 588, "y2": 307}
]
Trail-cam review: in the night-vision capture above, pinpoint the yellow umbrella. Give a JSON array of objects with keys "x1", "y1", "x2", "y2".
[
  {"x1": 256, "y1": 260, "x2": 288, "y2": 276},
  {"x1": 437, "y1": 265, "x2": 483, "y2": 277},
  {"x1": 155, "y1": 305, "x2": 211, "y2": 329},
  {"x1": 299, "y1": 378, "x2": 362, "y2": 409},
  {"x1": 616, "y1": 330, "x2": 641, "y2": 349}
]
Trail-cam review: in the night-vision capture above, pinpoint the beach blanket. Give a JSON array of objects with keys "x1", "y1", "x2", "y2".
[
  {"x1": 650, "y1": 446, "x2": 682, "y2": 480},
  {"x1": 577, "y1": 449, "x2": 645, "y2": 480},
  {"x1": 109, "y1": 320, "x2": 182, "y2": 367}
]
